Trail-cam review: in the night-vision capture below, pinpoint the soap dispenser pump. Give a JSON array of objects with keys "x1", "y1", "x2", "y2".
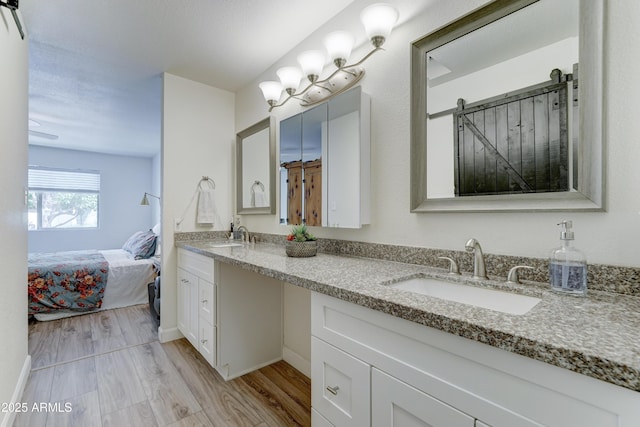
[{"x1": 549, "y1": 220, "x2": 587, "y2": 296}]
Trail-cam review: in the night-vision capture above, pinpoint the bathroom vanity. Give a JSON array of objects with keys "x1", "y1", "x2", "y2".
[{"x1": 176, "y1": 240, "x2": 640, "y2": 426}]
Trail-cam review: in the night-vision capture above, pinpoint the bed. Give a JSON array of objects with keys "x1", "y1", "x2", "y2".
[{"x1": 28, "y1": 229, "x2": 158, "y2": 321}]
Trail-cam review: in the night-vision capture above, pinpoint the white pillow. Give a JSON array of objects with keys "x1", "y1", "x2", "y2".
[{"x1": 152, "y1": 223, "x2": 162, "y2": 256}]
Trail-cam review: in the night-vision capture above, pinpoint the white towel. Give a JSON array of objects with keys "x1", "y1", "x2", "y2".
[
  {"x1": 197, "y1": 188, "x2": 217, "y2": 225},
  {"x1": 252, "y1": 189, "x2": 267, "y2": 207}
]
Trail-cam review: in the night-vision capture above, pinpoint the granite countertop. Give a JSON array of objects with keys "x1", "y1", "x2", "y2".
[{"x1": 176, "y1": 240, "x2": 640, "y2": 392}]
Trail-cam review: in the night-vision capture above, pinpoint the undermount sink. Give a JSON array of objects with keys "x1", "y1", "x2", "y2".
[
  {"x1": 205, "y1": 242, "x2": 244, "y2": 248},
  {"x1": 388, "y1": 276, "x2": 541, "y2": 315}
]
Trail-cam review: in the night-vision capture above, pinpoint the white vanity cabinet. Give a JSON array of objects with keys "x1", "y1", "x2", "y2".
[
  {"x1": 311, "y1": 292, "x2": 640, "y2": 427},
  {"x1": 177, "y1": 248, "x2": 283, "y2": 379},
  {"x1": 177, "y1": 248, "x2": 216, "y2": 367},
  {"x1": 312, "y1": 335, "x2": 475, "y2": 427}
]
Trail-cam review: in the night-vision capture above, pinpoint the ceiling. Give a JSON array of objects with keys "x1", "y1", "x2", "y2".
[
  {"x1": 21, "y1": 0, "x2": 361, "y2": 157},
  {"x1": 427, "y1": 0, "x2": 578, "y2": 87}
]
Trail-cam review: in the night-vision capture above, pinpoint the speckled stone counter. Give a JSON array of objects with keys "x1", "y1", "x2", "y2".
[{"x1": 176, "y1": 240, "x2": 640, "y2": 393}]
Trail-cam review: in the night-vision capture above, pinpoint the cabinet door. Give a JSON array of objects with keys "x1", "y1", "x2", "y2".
[
  {"x1": 312, "y1": 337, "x2": 370, "y2": 427},
  {"x1": 312, "y1": 408, "x2": 335, "y2": 427},
  {"x1": 199, "y1": 279, "x2": 215, "y2": 323},
  {"x1": 198, "y1": 279, "x2": 216, "y2": 367},
  {"x1": 372, "y1": 368, "x2": 474, "y2": 427},
  {"x1": 199, "y1": 321, "x2": 216, "y2": 367},
  {"x1": 177, "y1": 268, "x2": 198, "y2": 346}
]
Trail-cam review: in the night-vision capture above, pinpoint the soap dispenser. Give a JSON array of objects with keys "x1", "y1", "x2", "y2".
[{"x1": 549, "y1": 220, "x2": 587, "y2": 296}]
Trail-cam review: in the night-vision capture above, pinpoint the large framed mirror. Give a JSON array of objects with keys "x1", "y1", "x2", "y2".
[
  {"x1": 236, "y1": 116, "x2": 276, "y2": 214},
  {"x1": 410, "y1": 0, "x2": 605, "y2": 212}
]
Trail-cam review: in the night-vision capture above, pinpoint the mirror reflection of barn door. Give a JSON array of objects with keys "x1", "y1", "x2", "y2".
[
  {"x1": 454, "y1": 68, "x2": 573, "y2": 196},
  {"x1": 284, "y1": 161, "x2": 303, "y2": 225}
]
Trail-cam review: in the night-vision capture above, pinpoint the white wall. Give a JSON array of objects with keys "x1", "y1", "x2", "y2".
[
  {"x1": 28, "y1": 146, "x2": 155, "y2": 252},
  {"x1": 0, "y1": 8, "x2": 29, "y2": 427},
  {"x1": 160, "y1": 73, "x2": 234, "y2": 340},
  {"x1": 152, "y1": 152, "x2": 162, "y2": 227},
  {"x1": 234, "y1": 0, "x2": 640, "y2": 368}
]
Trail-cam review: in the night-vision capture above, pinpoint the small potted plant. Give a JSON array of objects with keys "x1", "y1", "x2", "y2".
[{"x1": 285, "y1": 224, "x2": 318, "y2": 257}]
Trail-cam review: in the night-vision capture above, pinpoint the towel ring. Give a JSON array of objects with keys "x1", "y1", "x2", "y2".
[
  {"x1": 199, "y1": 176, "x2": 216, "y2": 190},
  {"x1": 251, "y1": 180, "x2": 265, "y2": 195}
]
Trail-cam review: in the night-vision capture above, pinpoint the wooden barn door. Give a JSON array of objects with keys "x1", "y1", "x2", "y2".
[
  {"x1": 454, "y1": 78, "x2": 570, "y2": 196},
  {"x1": 284, "y1": 161, "x2": 303, "y2": 225},
  {"x1": 304, "y1": 160, "x2": 322, "y2": 226}
]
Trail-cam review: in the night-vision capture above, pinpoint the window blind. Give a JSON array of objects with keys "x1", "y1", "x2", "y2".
[{"x1": 28, "y1": 167, "x2": 100, "y2": 192}]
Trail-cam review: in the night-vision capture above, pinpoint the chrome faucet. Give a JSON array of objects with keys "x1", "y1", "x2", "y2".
[
  {"x1": 235, "y1": 225, "x2": 250, "y2": 242},
  {"x1": 465, "y1": 238, "x2": 488, "y2": 280}
]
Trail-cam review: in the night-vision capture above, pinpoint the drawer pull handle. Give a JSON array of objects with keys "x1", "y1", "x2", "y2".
[
  {"x1": 326, "y1": 385, "x2": 340, "y2": 395},
  {"x1": 200, "y1": 339, "x2": 207, "y2": 344},
  {"x1": 201, "y1": 299, "x2": 208, "y2": 304}
]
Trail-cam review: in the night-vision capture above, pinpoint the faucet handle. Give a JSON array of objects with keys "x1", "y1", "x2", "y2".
[
  {"x1": 438, "y1": 256, "x2": 460, "y2": 275},
  {"x1": 507, "y1": 266, "x2": 535, "y2": 284}
]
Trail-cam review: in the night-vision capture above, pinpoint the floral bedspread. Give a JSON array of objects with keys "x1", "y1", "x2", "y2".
[{"x1": 28, "y1": 250, "x2": 109, "y2": 314}]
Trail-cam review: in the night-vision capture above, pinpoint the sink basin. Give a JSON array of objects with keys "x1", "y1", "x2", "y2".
[
  {"x1": 388, "y1": 276, "x2": 541, "y2": 315},
  {"x1": 204, "y1": 242, "x2": 244, "y2": 248}
]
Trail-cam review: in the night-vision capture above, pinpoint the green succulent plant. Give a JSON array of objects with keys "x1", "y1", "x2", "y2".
[{"x1": 287, "y1": 224, "x2": 317, "y2": 242}]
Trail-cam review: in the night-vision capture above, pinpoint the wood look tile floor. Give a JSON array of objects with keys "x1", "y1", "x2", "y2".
[{"x1": 16, "y1": 304, "x2": 311, "y2": 427}]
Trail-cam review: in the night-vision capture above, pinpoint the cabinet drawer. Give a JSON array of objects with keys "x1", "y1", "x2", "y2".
[
  {"x1": 178, "y1": 249, "x2": 215, "y2": 283},
  {"x1": 372, "y1": 368, "x2": 474, "y2": 427},
  {"x1": 199, "y1": 279, "x2": 215, "y2": 322},
  {"x1": 312, "y1": 337, "x2": 370, "y2": 427}
]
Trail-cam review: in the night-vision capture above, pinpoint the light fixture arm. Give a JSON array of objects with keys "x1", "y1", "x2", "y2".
[{"x1": 267, "y1": 46, "x2": 383, "y2": 111}]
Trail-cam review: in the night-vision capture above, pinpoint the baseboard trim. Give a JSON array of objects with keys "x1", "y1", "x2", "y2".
[
  {"x1": 158, "y1": 326, "x2": 183, "y2": 343},
  {"x1": 283, "y1": 346, "x2": 310, "y2": 378},
  {"x1": 1, "y1": 355, "x2": 31, "y2": 427}
]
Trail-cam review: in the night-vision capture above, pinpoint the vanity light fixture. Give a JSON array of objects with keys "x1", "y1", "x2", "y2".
[{"x1": 259, "y1": 2, "x2": 398, "y2": 111}]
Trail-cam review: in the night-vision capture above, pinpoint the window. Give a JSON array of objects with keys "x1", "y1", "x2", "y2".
[{"x1": 28, "y1": 167, "x2": 100, "y2": 230}]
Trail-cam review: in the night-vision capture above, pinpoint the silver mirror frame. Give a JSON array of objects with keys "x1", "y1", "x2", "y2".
[
  {"x1": 410, "y1": 0, "x2": 605, "y2": 212},
  {"x1": 236, "y1": 116, "x2": 276, "y2": 214}
]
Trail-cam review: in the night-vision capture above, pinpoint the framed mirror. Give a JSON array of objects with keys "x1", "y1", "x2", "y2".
[
  {"x1": 410, "y1": 0, "x2": 605, "y2": 212},
  {"x1": 236, "y1": 116, "x2": 276, "y2": 214}
]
